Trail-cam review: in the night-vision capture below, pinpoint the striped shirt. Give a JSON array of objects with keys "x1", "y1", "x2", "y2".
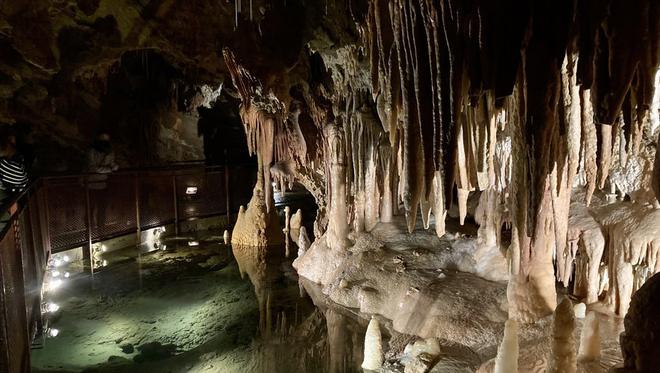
[{"x1": 0, "y1": 156, "x2": 28, "y2": 192}]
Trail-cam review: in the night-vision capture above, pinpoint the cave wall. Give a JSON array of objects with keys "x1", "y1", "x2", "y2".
[{"x1": 0, "y1": 0, "x2": 334, "y2": 171}]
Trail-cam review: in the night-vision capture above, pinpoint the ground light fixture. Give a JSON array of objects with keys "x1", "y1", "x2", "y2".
[
  {"x1": 47, "y1": 328, "x2": 59, "y2": 338},
  {"x1": 44, "y1": 302, "x2": 60, "y2": 313}
]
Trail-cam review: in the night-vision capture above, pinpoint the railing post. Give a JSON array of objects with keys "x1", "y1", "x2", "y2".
[
  {"x1": 84, "y1": 177, "x2": 93, "y2": 278},
  {"x1": 0, "y1": 240, "x2": 10, "y2": 372},
  {"x1": 134, "y1": 173, "x2": 143, "y2": 289},
  {"x1": 39, "y1": 181, "x2": 52, "y2": 256},
  {"x1": 135, "y1": 173, "x2": 141, "y2": 246},
  {"x1": 225, "y1": 164, "x2": 230, "y2": 223},
  {"x1": 172, "y1": 174, "x2": 179, "y2": 236},
  {"x1": 11, "y1": 210, "x2": 31, "y2": 371}
]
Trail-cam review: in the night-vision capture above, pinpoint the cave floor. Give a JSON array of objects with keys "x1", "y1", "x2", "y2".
[{"x1": 31, "y1": 220, "x2": 624, "y2": 372}]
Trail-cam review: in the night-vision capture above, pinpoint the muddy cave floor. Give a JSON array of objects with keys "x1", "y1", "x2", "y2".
[{"x1": 31, "y1": 218, "x2": 624, "y2": 373}]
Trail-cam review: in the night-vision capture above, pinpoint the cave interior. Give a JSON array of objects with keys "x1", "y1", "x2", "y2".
[{"x1": 1, "y1": 0, "x2": 660, "y2": 372}]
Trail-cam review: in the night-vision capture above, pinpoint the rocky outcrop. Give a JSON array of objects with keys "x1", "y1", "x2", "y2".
[{"x1": 619, "y1": 272, "x2": 660, "y2": 372}]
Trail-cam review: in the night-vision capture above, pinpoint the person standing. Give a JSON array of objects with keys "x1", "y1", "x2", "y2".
[
  {"x1": 0, "y1": 127, "x2": 29, "y2": 225},
  {"x1": 0, "y1": 127, "x2": 29, "y2": 198}
]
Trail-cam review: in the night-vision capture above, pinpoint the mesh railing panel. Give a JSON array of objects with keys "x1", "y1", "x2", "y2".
[
  {"x1": 89, "y1": 174, "x2": 137, "y2": 241},
  {"x1": 176, "y1": 170, "x2": 227, "y2": 220},
  {"x1": 229, "y1": 165, "x2": 256, "y2": 211},
  {"x1": 45, "y1": 177, "x2": 88, "y2": 251},
  {"x1": 139, "y1": 174, "x2": 175, "y2": 229},
  {"x1": 28, "y1": 192, "x2": 47, "y2": 281}
]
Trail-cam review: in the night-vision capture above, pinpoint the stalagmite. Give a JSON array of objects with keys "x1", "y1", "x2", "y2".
[
  {"x1": 493, "y1": 319, "x2": 518, "y2": 373},
  {"x1": 223, "y1": 229, "x2": 230, "y2": 245},
  {"x1": 361, "y1": 316, "x2": 383, "y2": 371},
  {"x1": 573, "y1": 303, "x2": 586, "y2": 319},
  {"x1": 547, "y1": 297, "x2": 576, "y2": 373},
  {"x1": 577, "y1": 311, "x2": 600, "y2": 362},
  {"x1": 325, "y1": 124, "x2": 350, "y2": 251},
  {"x1": 297, "y1": 226, "x2": 310, "y2": 258},
  {"x1": 284, "y1": 206, "x2": 291, "y2": 257},
  {"x1": 568, "y1": 202, "x2": 605, "y2": 304},
  {"x1": 289, "y1": 209, "x2": 302, "y2": 245},
  {"x1": 474, "y1": 189, "x2": 508, "y2": 282}
]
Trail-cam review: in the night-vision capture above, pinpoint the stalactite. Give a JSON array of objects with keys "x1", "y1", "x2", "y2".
[
  {"x1": 654, "y1": 128, "x2": 660, "y2": 204},
  {"x1": 225, "y1": 0, "x2": 660, "y2": 332},
  {"x1": 568, "y1": 203, "x2": 605, "y2": 305},
  {"x1": 580, "y1": 89, "x2": 598, "y2": 206},
  {"x1": 555, "y1": 54, "x2": 583, "y2": 289}
]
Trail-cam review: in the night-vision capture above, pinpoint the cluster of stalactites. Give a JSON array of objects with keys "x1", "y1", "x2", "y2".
[
  {"x1": 365, "y1": 0, "x2": 659, "y2": 237},
  {"x1": 223, "y1": 48, "x2": 291, "y2": 211}
]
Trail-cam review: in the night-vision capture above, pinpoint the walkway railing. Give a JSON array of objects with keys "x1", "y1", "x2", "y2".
[{"x1": 0, "y1": 163, "x2": 255, "y2": 373}]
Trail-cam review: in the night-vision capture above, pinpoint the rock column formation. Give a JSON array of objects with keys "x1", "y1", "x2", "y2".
[{"x1": 224, "y1": 49, "x2": 285, "y2": 247}]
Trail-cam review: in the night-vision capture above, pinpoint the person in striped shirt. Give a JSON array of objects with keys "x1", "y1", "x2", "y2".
[{"x1": 0, "y1": 128, "x2": 28, "y2": 196}]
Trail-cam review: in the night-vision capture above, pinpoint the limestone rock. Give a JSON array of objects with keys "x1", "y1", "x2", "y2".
[{"x1": 620, "y1": 272, "x2": 660, "y2": 371}]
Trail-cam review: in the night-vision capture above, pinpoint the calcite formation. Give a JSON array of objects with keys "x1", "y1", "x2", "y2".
[
  {"x1": 493, "y1": 319, "x2": 518, "y2": 373},
  {"x1": 361, "y1": 317, "x2": 384, "y2": 371},
  {"x1": 578, "y1": 311, "x2": 601, "y2": 362},
  {"x1": 548, "y1": 297, "x2": 577, "y2": 373}
]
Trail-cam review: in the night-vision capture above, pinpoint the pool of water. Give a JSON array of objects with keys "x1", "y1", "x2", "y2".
[{"x1": 31, "y1": 231, "x2": 367, "y2": 373}]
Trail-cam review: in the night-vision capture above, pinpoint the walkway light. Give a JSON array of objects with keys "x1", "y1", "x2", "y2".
[
  {"x1": 46, "y1": 278, "x2": 63, "y2": 292},
  {"x1": 45, "y1": 302, "x2": 60, "y2": 313}
]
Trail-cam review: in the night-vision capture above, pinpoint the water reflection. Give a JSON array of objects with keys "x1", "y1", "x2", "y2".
[
  {"x1": 233, "y1": 243, "x2": 367, "y2": 373},
  {"x1": 32, "y1": 235, "x2": 369, "y2": 373}
]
